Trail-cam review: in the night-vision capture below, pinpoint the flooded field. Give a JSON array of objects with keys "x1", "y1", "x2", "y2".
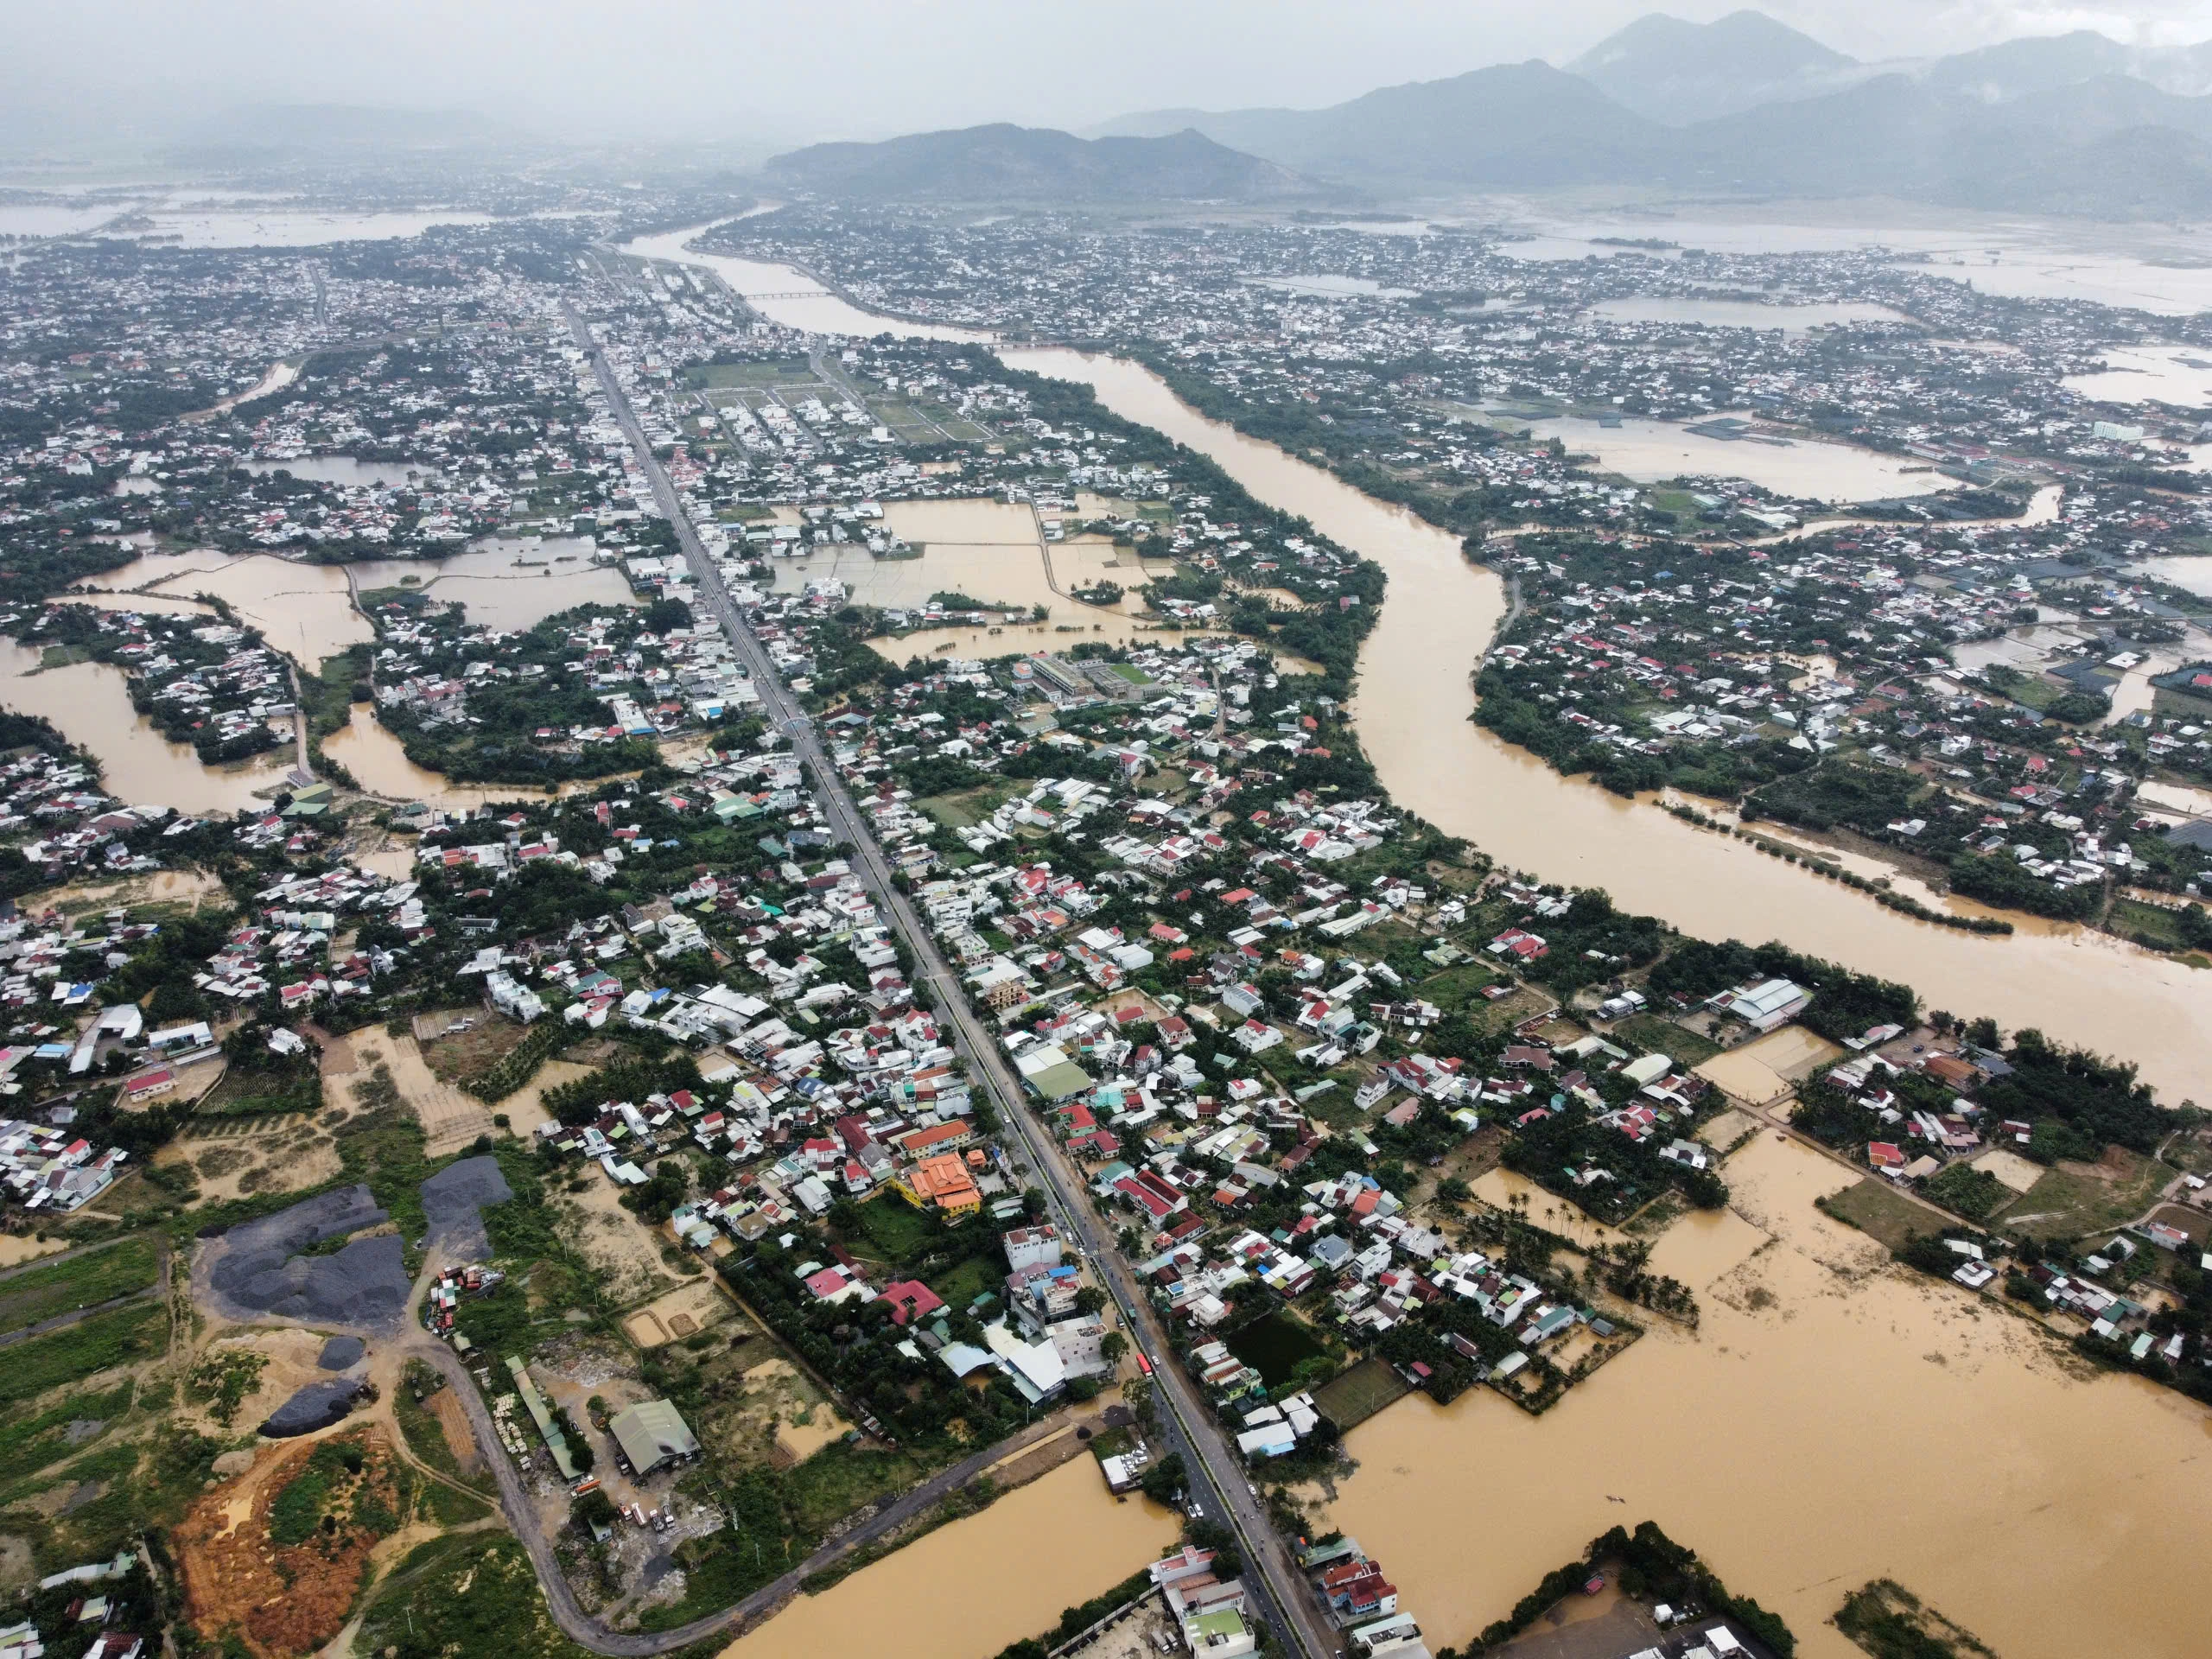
[
  {"x1": 2127, "y1": 554, "x2": 2212, "y2": 601},
  {"x1": 242, "y1": 455, "x2": 425, "y2": 488},
  {"x1": 1001, "y1": 348, "x2": 2212, "y2": 1104},
  {"x1": 715, "y1": 1459, "x2": 1172, "y2": 1659},
  {"x1": 0, "y1": 639, "x2": 289, "y2": 812},
  {"x1": 320, "y1": 707, "x2": 596, "y2": 809},
  {"x1": 1319, "y1": 1135, "x2": 2212, "y2": 1659},
  {"x1": 350, "y1": 537, "x2": 637, "y2": 630},
  {"x1": 1516, "y1": 412, "x2": 1945, "y2": 501},
  {"x1": 78, "y1": 551, "x2": 368, "y2": 662},
  {"x1": 2062, "y1": 344, "x2": 2212, "y2": 408},
  {"x1": 1245, "y1": 274, "x2": 1416, "y2": 298}
]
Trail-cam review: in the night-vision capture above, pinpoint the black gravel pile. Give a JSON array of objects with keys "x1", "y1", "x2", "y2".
[
  {"x1": 260, "y1": 1379, "x2": 362, "y2": 1438},
  {"x1": 317, "y1": 1335, "x2": 365, "y2": 1371},
  {"x1": 420, "y1": 1156, "x2": 514, "y2": 1262},
  {"x1": 207, "y1": 1186, "x2": 409, "y2": 1331}
]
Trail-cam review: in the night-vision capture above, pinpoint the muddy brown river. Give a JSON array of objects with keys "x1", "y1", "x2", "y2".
[{"x1": 999, "y1": 349, "x2": 2212, "y2": 1108}]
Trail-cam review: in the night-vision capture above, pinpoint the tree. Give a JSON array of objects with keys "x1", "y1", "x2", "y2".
[
  {"x1": 1100, "y1": 1332, "x2": 1128, "y2": 1366},
  {"x1": 644, "y1": 596, "x2": 692, "y2": 633},
  {"x1": 1073, "y1": 1286, "x2": 1107, "y2": 1316}
]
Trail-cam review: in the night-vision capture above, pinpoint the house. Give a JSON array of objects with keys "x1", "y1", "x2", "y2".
[
  {"x1": 881, "y1": 1279, "x2": 947, "y2": 1325},
  {"x1": 900, "y1": 1152, "x2": 982, "y2": 1217},
  {"x1": 607, "y1": 1400, "x2": 700, "y2": 1476}
]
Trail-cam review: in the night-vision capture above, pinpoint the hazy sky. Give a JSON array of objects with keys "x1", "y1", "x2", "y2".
[{"x1": 13, "y1": 1, "x2": 2212, "y2": 148}]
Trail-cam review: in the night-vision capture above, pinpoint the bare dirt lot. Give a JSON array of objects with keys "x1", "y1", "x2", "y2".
[
  {"x1": 557, "y1": 1179, "x2": 678, "y2": 1305},
  {"x1": 175, "y1": 1425, "x2": 406, "y2": 1657},
  {"x1": 353, "y1": 1030, "x2": 496, "y2": 1157},
  {"x1": 621, "y1": 1278, "x2": 736, "y2": 1350},
  {"x1": 156, "y1": 1115, "x2": 341, "y2": 1205}
]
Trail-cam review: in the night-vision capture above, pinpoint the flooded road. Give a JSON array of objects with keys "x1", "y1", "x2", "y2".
[
  {"x1": 1000, "y1": 349, "x2": 2212, "y2": 1103},
  {"x1": 715, "y1": 1459, "x2": 1172, "y2": 1659},
  {"x1": 1319, "y1": 1135, "x2": 2212, "y2": 1659},
  {"x1": 0, "y1": 641, "x2": 287, "y2": 812}
]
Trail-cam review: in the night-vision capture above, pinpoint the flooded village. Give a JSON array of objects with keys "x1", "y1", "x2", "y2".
[{"x1": 6, "y1": 45, "x2": 2212, "y2": 1659}]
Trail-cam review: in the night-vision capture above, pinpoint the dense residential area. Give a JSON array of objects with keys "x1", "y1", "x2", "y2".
[{"x1": 4, "y1": 29, "x2": 2212, "y2": 1658}]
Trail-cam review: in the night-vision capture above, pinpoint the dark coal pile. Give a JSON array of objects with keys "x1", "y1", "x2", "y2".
[
  {"x1": 421, "y1": 1156, "x2": 513, "y2": 1262},
  {"x1": 207, "y1": 1186, "x2": 409, "y2": 1330},
  {"x1": 317, "y1": 1335, "x2": 365, "y2": 1371},
  {"x1": 260, "y1": 1378, "x2": 363, "y2": 1438}
]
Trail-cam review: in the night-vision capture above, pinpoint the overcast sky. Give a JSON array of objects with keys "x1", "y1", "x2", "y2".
[{"x1": 13, "y1": 1, "x2": 2212, "y2": 149}]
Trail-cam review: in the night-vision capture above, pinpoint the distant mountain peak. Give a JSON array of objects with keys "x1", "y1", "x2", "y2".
[{"x1": 1567, "y1": 9, "x2": 1861, "y2": 123}]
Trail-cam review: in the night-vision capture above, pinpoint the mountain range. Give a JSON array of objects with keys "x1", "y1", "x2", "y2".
[
  {"x1": 1048, "y1": 10, "x2": 2212, "y2": 215},
  {"x1": 762, "y1": 124, "x2": 1312, "y2": 201}
]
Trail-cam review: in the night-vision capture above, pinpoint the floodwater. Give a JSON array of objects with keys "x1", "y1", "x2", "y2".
[
  {"x1": 242, "y1": 455, "x2": 424, "y2": 488},
  {"x1": 2063, "y1": 345, "x2": 2212, "y2": 409},
  {"x1": 2127, "y1": 554, "x2": 2212, "y2": 602},
  {"x1": 321, "y1": 707, "x2": 595, "y2": 810},
  {"x1": 123, "y1": 210, "x2": 496, "y2": 248},
  {"x1": 82, "y1": 552, "x2": 368, "y2": 664},
  {"x1": 620, "y1": 221, "x2": 992, "y2": 343},
  {"x1": 772, "y1": 498, "x2": 1232, "y2": 659},
  {"x1": 1319, "y1": 1135, "x2": 2212, "y2": 1659},
  {"x1": 348, "y1": 537, "x2": 637, "y2": 631},
  {"x1": 1501, "y1": 206, "x2": 2212, "y2": 315},
  {"x1": 1245, "y1": 274, "x2": 1417, "y2": 299},
  {"x1": 0, "y1": 641, "x2": 288, "y2": 813},
  {"x1": 1516, "y1": 413, "x2": 1944, "y2": 502},
  {"x1": 1586, "y1": 296, "x2": 1912, "y2": 331},
  {"x1": 714, "y1": 1457, "x2": 1173, "y2": 1659},
  {"x1": 1001, "y1": 348, "x2": 2212, "y2": 1104}
]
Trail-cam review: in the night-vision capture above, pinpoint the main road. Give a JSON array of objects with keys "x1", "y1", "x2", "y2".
[{"x1": 565, "y1": 305, "x2": 1336, "y2": 1659}]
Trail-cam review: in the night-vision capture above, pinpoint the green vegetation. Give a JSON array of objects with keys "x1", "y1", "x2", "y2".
[
  {"x1": 0, "y1": 1235, "x2": 159, "y2": 1333},
  {"x1": 1917, "y1": 1162, "x2": 2010, "y2": 1223},
  {"x1": 360, "y1": 1533, "x2": 601, "y2": 1659},
  {"x1": 988, "y1": 1567, "x2": 1160, "y2": 1659},
  {"x1": 1816, "y1": 1179, "x2": 1942, "y2": 1255},
  {"x1": 188, "y1": 1351, "x2": 267, "y2": 1427},
  {"x1": 1610, "y1": 1012, "x2": 1722, "y2": 1067},
  {"x1": 0, "y1": 1382, "x2": 134, "y2": 1488},
  {"x1": 0, "y1": 1299, "x2": 167, "y2": 1409},
  {"x1": 1835, "y1": 1580, "x2": 1996, "y2": 1659}
]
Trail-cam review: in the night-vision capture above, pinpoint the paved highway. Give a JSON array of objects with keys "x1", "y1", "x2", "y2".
[{"x1": 566, "y1": 305, "x2": 1335, "y2": 1659}]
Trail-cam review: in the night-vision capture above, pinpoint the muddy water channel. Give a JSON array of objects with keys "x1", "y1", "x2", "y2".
[
  {"x1": 1000, "y1": 348, "x2": 2212, "y2": 1104},
  {"x1": 714, "y1": 1459, "x2": 1172, "y2": 1659},
  {"x1": 1319, "y1": 1135, "x2": 2212, "y2": 1658}
]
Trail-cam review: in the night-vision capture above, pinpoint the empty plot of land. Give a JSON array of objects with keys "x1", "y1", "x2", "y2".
[
  {"x1": 356, "y1": 1033, "x2": 494, "y2": 1156},
  {"x1": 620, "y1": 1278, "x2": 734, "y2": 1350},
  {"x1": 1996, "y1": 1147, "x2": 2173, "y2": 1238},
  {"x1": 1968, "y1": 1147, "x2": 2046, "y2": 1195},
  {"x1": 1313, "y1": 1357, "x2": 1409, "y2": 1433}
]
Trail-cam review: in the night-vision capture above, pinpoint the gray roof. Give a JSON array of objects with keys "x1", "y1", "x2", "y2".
[{"x1": 608, "y1": 1399, "x2": 699, "y2": 1472}]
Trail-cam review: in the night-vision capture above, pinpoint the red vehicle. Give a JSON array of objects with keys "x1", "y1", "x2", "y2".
[{"x1": 1135, "y1": 1351, "x2": 1154, "y2": 1376}]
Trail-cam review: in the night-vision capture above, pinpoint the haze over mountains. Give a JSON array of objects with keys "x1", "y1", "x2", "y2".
[
  {"x1": 762, "y1": 124, "x2": 1310, "y2": 202},
  {"x1": 1000, "y1": 10, "x2": 2212, "y2": 215}
]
